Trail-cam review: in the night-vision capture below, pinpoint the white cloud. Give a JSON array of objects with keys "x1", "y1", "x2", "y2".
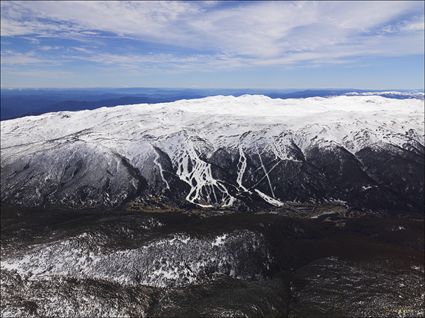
[
  {"x1": 2, "y1": 69, "x2": 72, "y2": 77},
  {"x1": 382, "y1": 15, "x2": 425, "y2": 33},
  {"x1": 62, "y1": 50, "x2": 248, "y2": 72},
  {"x1": 1, "y1": 1, "x2": 423, "y2": 68},
  {"x1": 0, "y1": 50, "x2": 55, "y2": 65}
]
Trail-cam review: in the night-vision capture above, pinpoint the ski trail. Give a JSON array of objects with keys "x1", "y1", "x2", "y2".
[
  {"x1": 176, "y1": 143, "x2": 235, "y2": 207},
  {"x1": 152, "y1": 145, "x2": 170, "y2": 190},
  {"x1": 254, "y1": 189, "x2": 284, "y2": 207},
  {"x1": 257, "y1": 148, "x2": 275, "y2": 198},
  {"x1": 236, "y1": 145, "x2": 249, "y2": 192}
]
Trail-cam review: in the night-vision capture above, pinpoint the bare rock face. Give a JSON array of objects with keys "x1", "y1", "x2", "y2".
[{"x1": 1, "y1": 94, "x2": 424, "y2": 212}]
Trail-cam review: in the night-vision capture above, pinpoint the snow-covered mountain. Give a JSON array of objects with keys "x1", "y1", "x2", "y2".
[
  {"x1": 1, "y1": 94, "x2": 424, "y2": 212},
  {"x1": 345, "y1": 91, "x2": 424, "y2": 99}
]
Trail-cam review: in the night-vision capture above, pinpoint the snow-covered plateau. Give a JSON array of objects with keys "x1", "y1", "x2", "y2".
[{"x1": 1, "y1": 94, "x2": 424, "y2": 212}]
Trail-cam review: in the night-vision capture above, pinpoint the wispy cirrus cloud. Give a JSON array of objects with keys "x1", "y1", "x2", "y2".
[
  {"x1": 0, "y1": 50, "x2": 56, "y2": 65},
  {"x1": 2, "y1": 1, "x2": 423, "y2": 61},
  {"x1": 0, "y1": 1, "x2": 424, "y2": 88}
]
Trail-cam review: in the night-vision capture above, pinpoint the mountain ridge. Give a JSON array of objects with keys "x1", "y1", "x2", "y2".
[{"x1": 1, "y1": 94, "x2": 424, "y2": 213}]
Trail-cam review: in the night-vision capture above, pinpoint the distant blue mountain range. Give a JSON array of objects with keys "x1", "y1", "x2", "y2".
[{"x1": 1, "y1": 88, "x2": 422, "y2": 120}]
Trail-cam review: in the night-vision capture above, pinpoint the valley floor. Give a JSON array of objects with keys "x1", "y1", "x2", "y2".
[{"x1": 1, "y1": 205, "x2": 424, "y2": 317}]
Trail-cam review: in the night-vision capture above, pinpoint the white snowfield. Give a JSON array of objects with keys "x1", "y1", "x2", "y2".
[
  {"x1": 345, "y1": 91, "x2": 424, "y2": 98},
  {"x1": 1, "y1": 94, "x2": 424, "y2": 208},
  {"x1": 2, "y1": 94, "x2": 423, "y2": 150}
]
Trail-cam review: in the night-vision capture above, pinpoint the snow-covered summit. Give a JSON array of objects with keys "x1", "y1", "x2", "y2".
[
  {"x1": 345, "y1": 91, "x2": 424, "y2": 99},
  {"x1": 1, "y1": 94, "x2": 424, "y2": 212}
]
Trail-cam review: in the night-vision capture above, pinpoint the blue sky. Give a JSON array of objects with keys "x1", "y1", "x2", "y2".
[{"x1": 1, "y1": 1, "x2": 424, "y2": 89}]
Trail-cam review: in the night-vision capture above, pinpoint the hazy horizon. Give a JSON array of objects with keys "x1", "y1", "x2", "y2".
[{"x1": 1, "y1": 86, "x2": 424, "y2": 91}]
